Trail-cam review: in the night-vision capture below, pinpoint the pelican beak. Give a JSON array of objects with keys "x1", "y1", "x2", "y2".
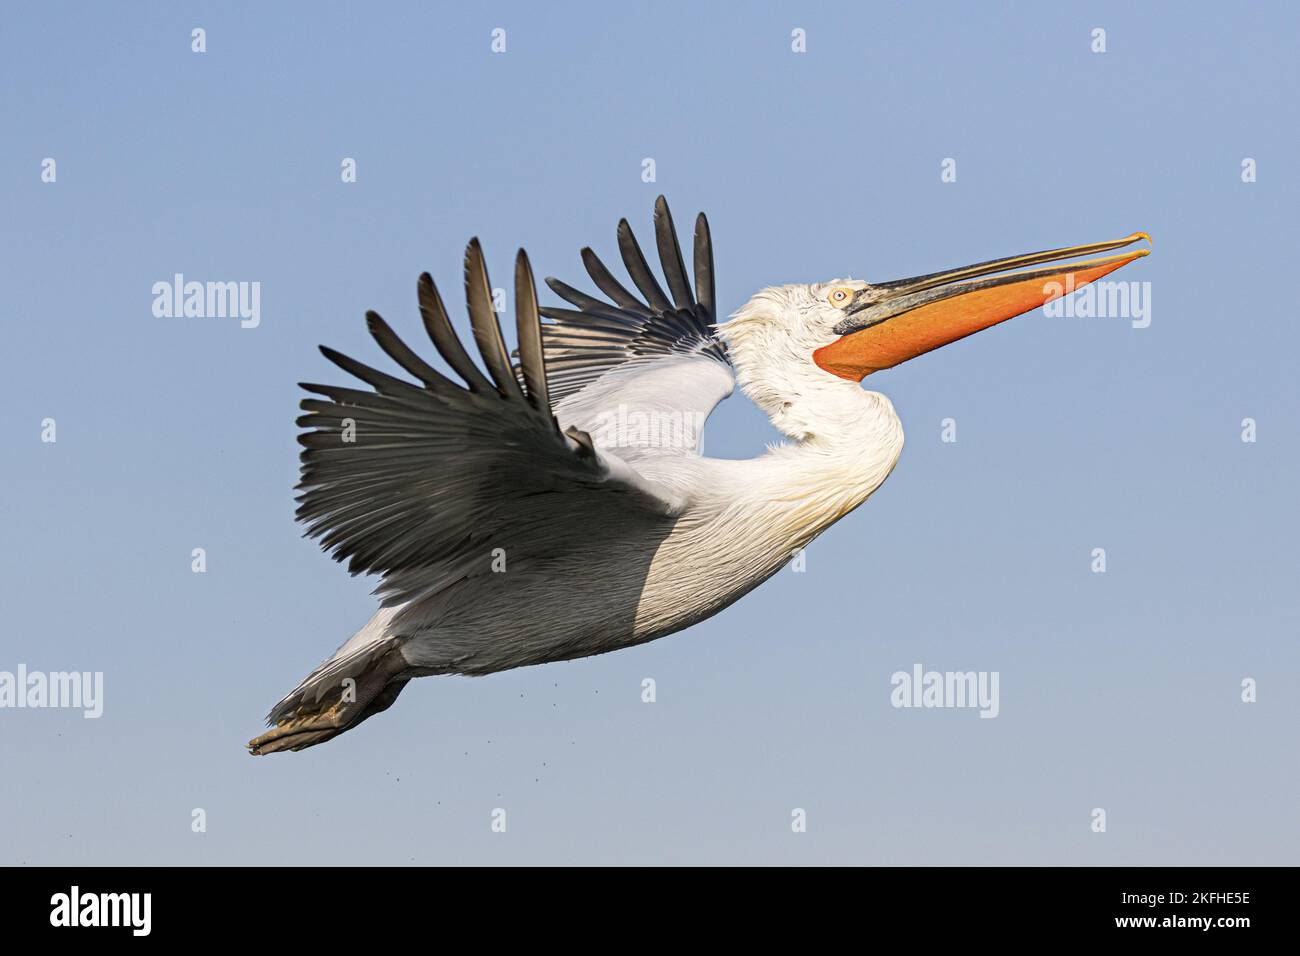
[{"x1": 813, "y1": 233, "x2": 1152, "y2": 381}]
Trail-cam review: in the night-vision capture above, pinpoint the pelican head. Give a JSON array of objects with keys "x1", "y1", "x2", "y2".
[{"x1": 720, "y1": 232, "x2": 1150, "y2": 439}]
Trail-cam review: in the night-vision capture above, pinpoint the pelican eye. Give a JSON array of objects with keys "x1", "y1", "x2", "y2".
[{"x1": 828, "y1": 288, "x2": 853, "y2": 307}]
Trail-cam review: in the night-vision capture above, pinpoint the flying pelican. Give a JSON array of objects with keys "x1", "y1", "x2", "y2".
[{"x1": 249, "y1": 197, "x2": 1149, "y2": 754}]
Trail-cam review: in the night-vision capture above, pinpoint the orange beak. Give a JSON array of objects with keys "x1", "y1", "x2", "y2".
[{"x1": 813, "y1": 233, "x2": 1152, "y2": 381}]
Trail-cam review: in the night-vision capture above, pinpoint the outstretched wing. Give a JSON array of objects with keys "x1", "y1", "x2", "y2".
[
  {"x1": 295, "y1": 241, "x2": 683, "y2": 609},
  {"x1": 540, "y1": 196, "x2": 735, "y2": 463}
]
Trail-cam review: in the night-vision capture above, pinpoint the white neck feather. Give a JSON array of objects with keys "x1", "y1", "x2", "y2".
[{"x1": 712, "y1": 287, "x2": 906, "y2": 531}]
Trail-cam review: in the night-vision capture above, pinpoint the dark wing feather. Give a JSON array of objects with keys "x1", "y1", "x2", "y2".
[
  {"x1": 616, "y1": 218, "x2": 673, "y2": 313},
  {"x1": 464, "y1": 238, "x2": 526, "y2": 401},
  {"x1": 417, "y1": 272, "x2": 494, "y2": 394},
  {"x1": 513, "y1": 250, "x2": 551, "y2": 414},
  {"x1": 693, "y1": 212, "x2": 716, "y2": 318},
  {"x1": 579, "y1": 247, "x2": 650, "y2": 313},
  {"x1": 539, "y1": 195, "x2": 731, "y2": 404},
  {"x1": 653, "y1": 195, "x2": 694, "y2": 310}
]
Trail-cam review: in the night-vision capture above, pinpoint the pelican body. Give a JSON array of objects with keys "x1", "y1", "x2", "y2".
[{"x1": 249, "y1": 198, "x2": 1148, "y2": 753}]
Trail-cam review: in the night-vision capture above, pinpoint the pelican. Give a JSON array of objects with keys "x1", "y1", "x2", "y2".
[{"x1": 249, "y1": 198, "x2": 1148, "y2": 754}]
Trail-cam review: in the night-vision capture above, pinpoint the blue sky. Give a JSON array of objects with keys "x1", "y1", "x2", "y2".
[{"x1": 2, "y1": 1, "x2": 1296, "y2": 864}]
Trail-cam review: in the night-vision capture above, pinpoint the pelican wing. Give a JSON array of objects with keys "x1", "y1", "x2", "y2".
[
  {"x1": 540, "y1": 196, "x2": 735, "y2": 462},
  {"x1": 295, "y1": 242, "x2": 683, "y2": 609}
]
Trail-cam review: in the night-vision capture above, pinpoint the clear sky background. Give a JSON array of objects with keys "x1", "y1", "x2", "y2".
[{"x1": 2, "y1": 1, "x2": 1296, "y2": 865}]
